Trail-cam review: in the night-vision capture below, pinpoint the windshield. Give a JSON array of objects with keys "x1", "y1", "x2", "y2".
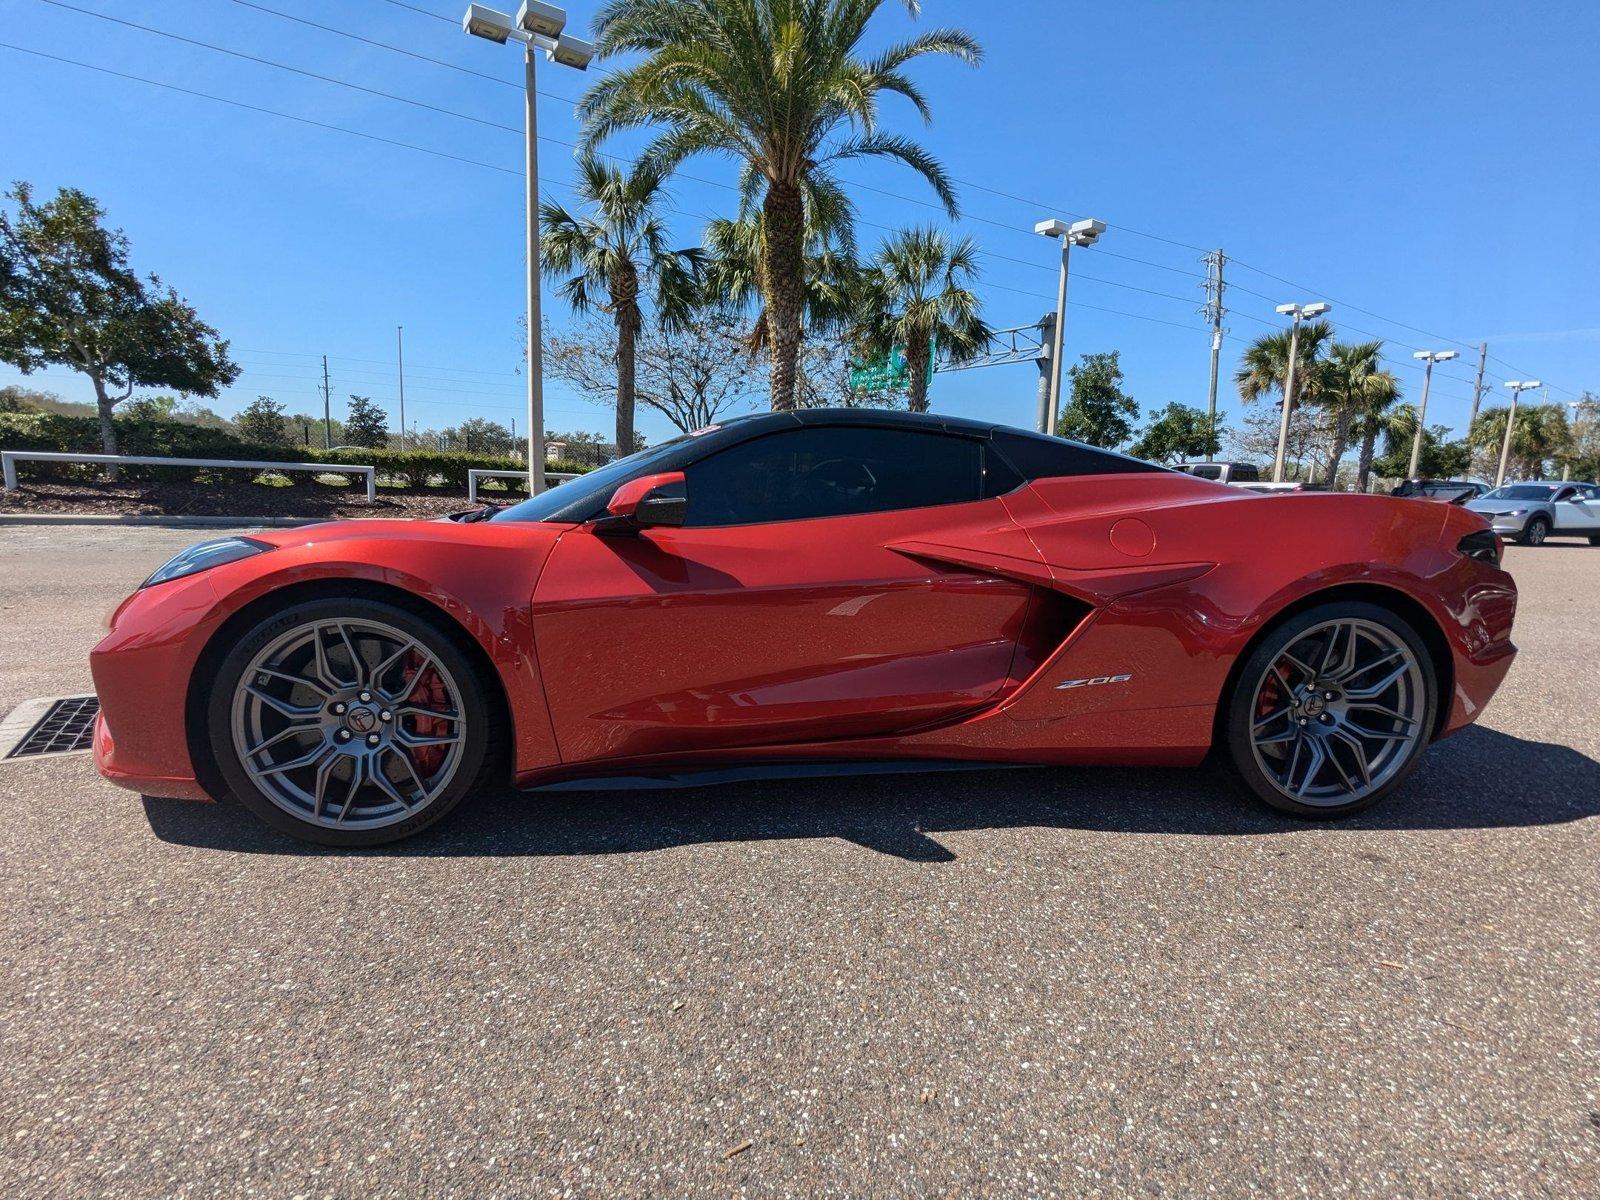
[
  {"x1": 489, "y1": 436, "x2": 692, "y2": 523},
  {"x1": 1481, "y1": 484, "x2": 1555, "y2": 502}
]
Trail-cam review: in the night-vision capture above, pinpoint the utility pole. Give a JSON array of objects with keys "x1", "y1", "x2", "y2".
[
  {"x1": 1496, "y1": 380, "x2": 1541, "y2": 488},
  {"x1": 320, "y1": 355, "x2": 333, "y2": 449},
  {"x1": 1271, "y1": 301, "x2": 1332, "y2": 482},
  {"x1": 1033, "y1": 217, "x2": 1106, "y2": 435},
  {"x1": 462, "y1": 4, "x2": 594, "y2": 495},
  {"x1": 1408, "y1": 349, "x2": 1459, "y2": 479},
  {"x1": 396, "y1": 326, "x2": 407, "y2": 451},
  {"x1": 1467, "y1": 341, "x2": 1488, "y2": 432},
  {"x1": 1201, "y1": 249, "x2": 1227, "y2": 461},
  {"x1": 1034, "y1": 312, "x2": 1056, "y2": 435}
]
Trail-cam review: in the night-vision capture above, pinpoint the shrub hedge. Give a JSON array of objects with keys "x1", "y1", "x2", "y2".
[{"x1": 0, "y1": 412, "x2": 593, "y2": 491}]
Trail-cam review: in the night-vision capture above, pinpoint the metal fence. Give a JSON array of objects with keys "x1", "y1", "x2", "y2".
[{"x1": 467, "y1": 468, "x2": 579, "y2": 504}]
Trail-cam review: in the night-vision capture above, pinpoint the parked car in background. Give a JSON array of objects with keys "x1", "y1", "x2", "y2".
[
  {"x1": 1177, "y1": 461, "x2": 1260, "y2": 484},
  {"x1": 1175, "y1": 462, "x2": 1310, "y2": 493},
  {"x1": 1392, "y1": 478, "x2": 1486, "y2": 504},
  {"x1": 1465, "y1": 481, "x2": 1600, "y2": 545}
]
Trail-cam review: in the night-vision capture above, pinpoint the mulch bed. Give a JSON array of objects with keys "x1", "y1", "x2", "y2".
[{"x1": 0, "y1": 479, "x2": 518, "y2": 520}]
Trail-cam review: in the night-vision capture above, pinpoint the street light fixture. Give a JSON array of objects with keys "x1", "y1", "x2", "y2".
[
  {"x1": 1269, "y1": 301, "x2": 1331, "y2": 482},
  {"x1": 1034, "y1": 217, "x2": 1106, "y2": 435},
  {"x1": 462, "y1": 3, "x2": 594, "y2": 494},
  {"x1": 1407, "y1": 349, "x2": 1459, "y2": 479},
  {"x1": 1495, "y1": 379, "x2": 1541, "y2": 488}
]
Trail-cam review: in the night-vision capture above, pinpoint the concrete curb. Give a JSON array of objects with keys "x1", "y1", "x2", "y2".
[{"x1": 0, "y1": 513, "x2": 330, "y2": 528}]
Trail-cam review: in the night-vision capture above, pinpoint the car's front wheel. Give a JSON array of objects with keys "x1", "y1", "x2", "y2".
[
  {"x1": 1225, "y1": 602, "x2": 1437, "y2": 819},
  {"x1": 207, "y1": 596, "x2": 495, "y2": 846},
  {"x1": 1520, "y1": 515, "x2": 1550, "y2": 546}
]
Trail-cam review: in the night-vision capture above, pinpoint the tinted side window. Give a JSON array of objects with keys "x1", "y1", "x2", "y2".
[
  {"x1": 991, "y1": 430, "x2": 1164, "y2": 480},
  {"x1": 1188, "y1": 463, "x2": 1223, "y2": 480},
  {"x1": 683, "y1": 427, "x2": 985, "y2": 526}
]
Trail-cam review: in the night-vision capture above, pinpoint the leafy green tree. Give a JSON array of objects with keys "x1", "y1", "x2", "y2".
[
  {"x1": 236, "y1": 395, "x2": 290, "y2": 445},
  {"x1": 0, "y1": 183, "x2": 238, "y2": 476},
  {"x1": 284, "y1": 412, "x2": 339, "y2": 447},
  {"x1": 121, "y1": 395, "x2": 178, "y2": 422},
  {"x1": 343, "y1": 395, "x2": 388, "y2": 449},
  {"x1": 855, "y1": 228, "x2": 987, "y2": 412},
  {"x1": 1129, "y1": 402, "x2": 1222, "y2": 464},
  {"x1": 582, "y1": 0, "x2": 981, "y2": 410},
  {"x1": 1057, "y1": 351, "x2": 1138, "y2": 447},
  {"x1": 541, "y1": 152, "x2": 702, "y2": 455},
  {"x1": 1564, "y1": 392, "x2": 1600, "y2": 481},
  {"x1": 444, "y1": 416, "x2": 515, "y2": 456},
  {"x1": 1375, "y1": 404, "x2": 1469, "y2": 479},
  {"x1": 1317, "y1": 340, "x2": 1398, "y2": 489}
]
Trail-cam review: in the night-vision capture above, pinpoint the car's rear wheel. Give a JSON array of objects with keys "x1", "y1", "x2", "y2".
[
  {"x1": 207, "y1": 597, "x2": 493, "y2": 846},
  {"x1": 1225, "y1": 602, "x2": 1436, "y2": 819},
  {"x1": 1520, "y1": 515, "x2": 1550, "y2": 546}
]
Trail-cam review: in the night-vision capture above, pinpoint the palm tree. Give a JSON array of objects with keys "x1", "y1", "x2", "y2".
[
  {"x1": 1318, "y1": 340, "x2": 1399, "y2": 490},
  {"x1": 1234, "y1": 319, "x2": 1333, "y2": 479},
  {"x1": 702, "y1": 204, "x2": 861, "y2": 358},
  {"x1": 857, "y1": 228, "x2": 987, "y2": 411},
  {"x1": 1235, "y1": 319, "x2": 1333, "y2": 411},
  {"x1": 540, "y1": 151, "x2": 701, "y2": 456},
  {"x1": 582, "y1": 0, "x2": 982, "y2": 411},
  {"x1": 1470, "y1": 403, "x2": 1573, "y2": 480}
]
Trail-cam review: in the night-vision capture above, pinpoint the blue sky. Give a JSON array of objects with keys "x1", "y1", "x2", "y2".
[{"x1": 2, "y1": 0, "x2": 1596, "y2": 447}]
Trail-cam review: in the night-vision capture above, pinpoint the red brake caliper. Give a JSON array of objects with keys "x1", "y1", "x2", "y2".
[{"x1": 400, "y1": 650, "x2": 450, "y2": 777}]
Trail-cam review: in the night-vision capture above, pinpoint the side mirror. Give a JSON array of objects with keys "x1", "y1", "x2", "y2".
[{"x1": 596, "y1": 471, "x2": 687, "y2": 535}]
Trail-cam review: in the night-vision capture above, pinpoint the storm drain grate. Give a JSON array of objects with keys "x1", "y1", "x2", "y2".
[{"x1": 1, "y1": 695, "x2": 100, "y2": 759}]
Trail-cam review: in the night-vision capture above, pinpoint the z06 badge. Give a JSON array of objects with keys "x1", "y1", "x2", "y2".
[{"x1": 1055, "y1": 673, "x2": 1133, "y2": 690}]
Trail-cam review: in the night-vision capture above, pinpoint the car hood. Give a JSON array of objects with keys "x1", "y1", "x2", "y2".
[{"x1": 1465, "y1": 500, "x2": 1540, "y2": 516}]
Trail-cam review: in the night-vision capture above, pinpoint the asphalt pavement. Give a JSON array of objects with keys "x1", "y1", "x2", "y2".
[{"x1": 1, "y1": 525, "x2": 1595, "y2": 1198}]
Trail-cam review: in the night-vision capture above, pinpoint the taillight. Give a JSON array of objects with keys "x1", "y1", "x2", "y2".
[{"x1": 1458, "y1": 528, "x2": 1503, "y2": 567}]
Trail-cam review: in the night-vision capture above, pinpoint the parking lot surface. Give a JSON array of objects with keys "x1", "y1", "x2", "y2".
[{"x1": 1, "y1": 525, "x2": 1596, "y2": 1198}]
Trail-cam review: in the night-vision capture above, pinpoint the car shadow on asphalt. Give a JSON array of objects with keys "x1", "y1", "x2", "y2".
[{"x1": 141, "y1": 725, "x2": 1600, "y2": 861}]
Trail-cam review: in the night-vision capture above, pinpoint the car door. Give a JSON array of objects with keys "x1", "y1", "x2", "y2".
[
  {"x1": 1551, "y1": 485, "x2": 1587, "y2": 531},
  {"x1": 531, "y1": 425, "x2": 1043, "y2": 767},
  {"x1": 1562, "y1": 484, "x2": 1600, "y2": 531}
]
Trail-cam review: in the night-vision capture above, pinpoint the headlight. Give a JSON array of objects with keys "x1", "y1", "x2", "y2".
[
  {"x1": 142, "y1": 536, "x2": 273, "y2": 588},
  {"x1": 1503, "y1": 508, "x2": 1527, "y2": 517}
]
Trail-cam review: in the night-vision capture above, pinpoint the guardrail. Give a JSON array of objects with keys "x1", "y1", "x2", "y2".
[
  {"x1": 467, "y1": 468, "x2": 579, "y2": 504},
  {"x1": 1, "y1": 451, "x2": 378, "y2": 502}
]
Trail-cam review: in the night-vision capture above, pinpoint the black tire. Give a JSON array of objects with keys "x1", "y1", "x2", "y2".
[
  {"x1": 1589, "y1": 535, "x2": 1600, "y2": 546},
  {"x1": 1520, "y1": 516, "x2": 1550, "y2": 546},
  {"x1": 1225, "y1": 601, "x2": 1438, "y2": 819},
  {"x1": 207, "y1": 596, "x2": 498, "y2": 847}
]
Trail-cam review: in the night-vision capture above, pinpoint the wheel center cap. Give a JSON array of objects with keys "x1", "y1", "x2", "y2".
[
  {"x1": 345, "y1": 706, "x2": 377, "y2": 734},
  {"x1": 1301, "y1": 694, "x2": 1327, "y2": 718}
]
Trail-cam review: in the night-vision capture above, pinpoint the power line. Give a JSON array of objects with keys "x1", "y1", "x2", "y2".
[
  {"x1": 15, "y1": 5, "x2": 1586, "y2": 400},
  {"x1": 344, "y1": 0, "x2": 1588, "y2": 381},
  {"x1": 0, "y1": 41, "x2": 522, "y2": 176},
  {"x1": 35, "y1": 0, "x2": 525, "y2": 134},
  {"x1": 226, "y1": 0, "x2": 520, "y2": 89}
]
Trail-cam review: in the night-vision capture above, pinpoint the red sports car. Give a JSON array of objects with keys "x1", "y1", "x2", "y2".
[{"x1": 91, "y1": 410, "x2": 1518, "y2": 846}]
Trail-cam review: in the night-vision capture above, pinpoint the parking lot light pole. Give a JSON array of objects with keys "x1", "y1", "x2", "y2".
[
  {"x1": 1407, "y1": 349, "x2": 1459, "y2": 478},
  {"x1": 462, "y1": 3, "x2": 593, "y2": 494},
  {"x1": 1270, "y1": 301, "x2": 1331, "y2": 482},
  {"x1": 1033, "y1": 217, "x2": 1106, "y2": 435},
  {"x1": 1496, "y1": 379, "x2": 1540, "y2": 488}
]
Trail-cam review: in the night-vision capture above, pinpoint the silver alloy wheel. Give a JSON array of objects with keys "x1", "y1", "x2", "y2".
[
  {"x1": 230, "y1": 617, "x2": 467, "y2": 830},
  {"x1": 1525, "y1": 518, "x2": 1548, "y2": 545},
  {"x1": 1247, "y1": 617, "x2": 1425, "y2": 808}
]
